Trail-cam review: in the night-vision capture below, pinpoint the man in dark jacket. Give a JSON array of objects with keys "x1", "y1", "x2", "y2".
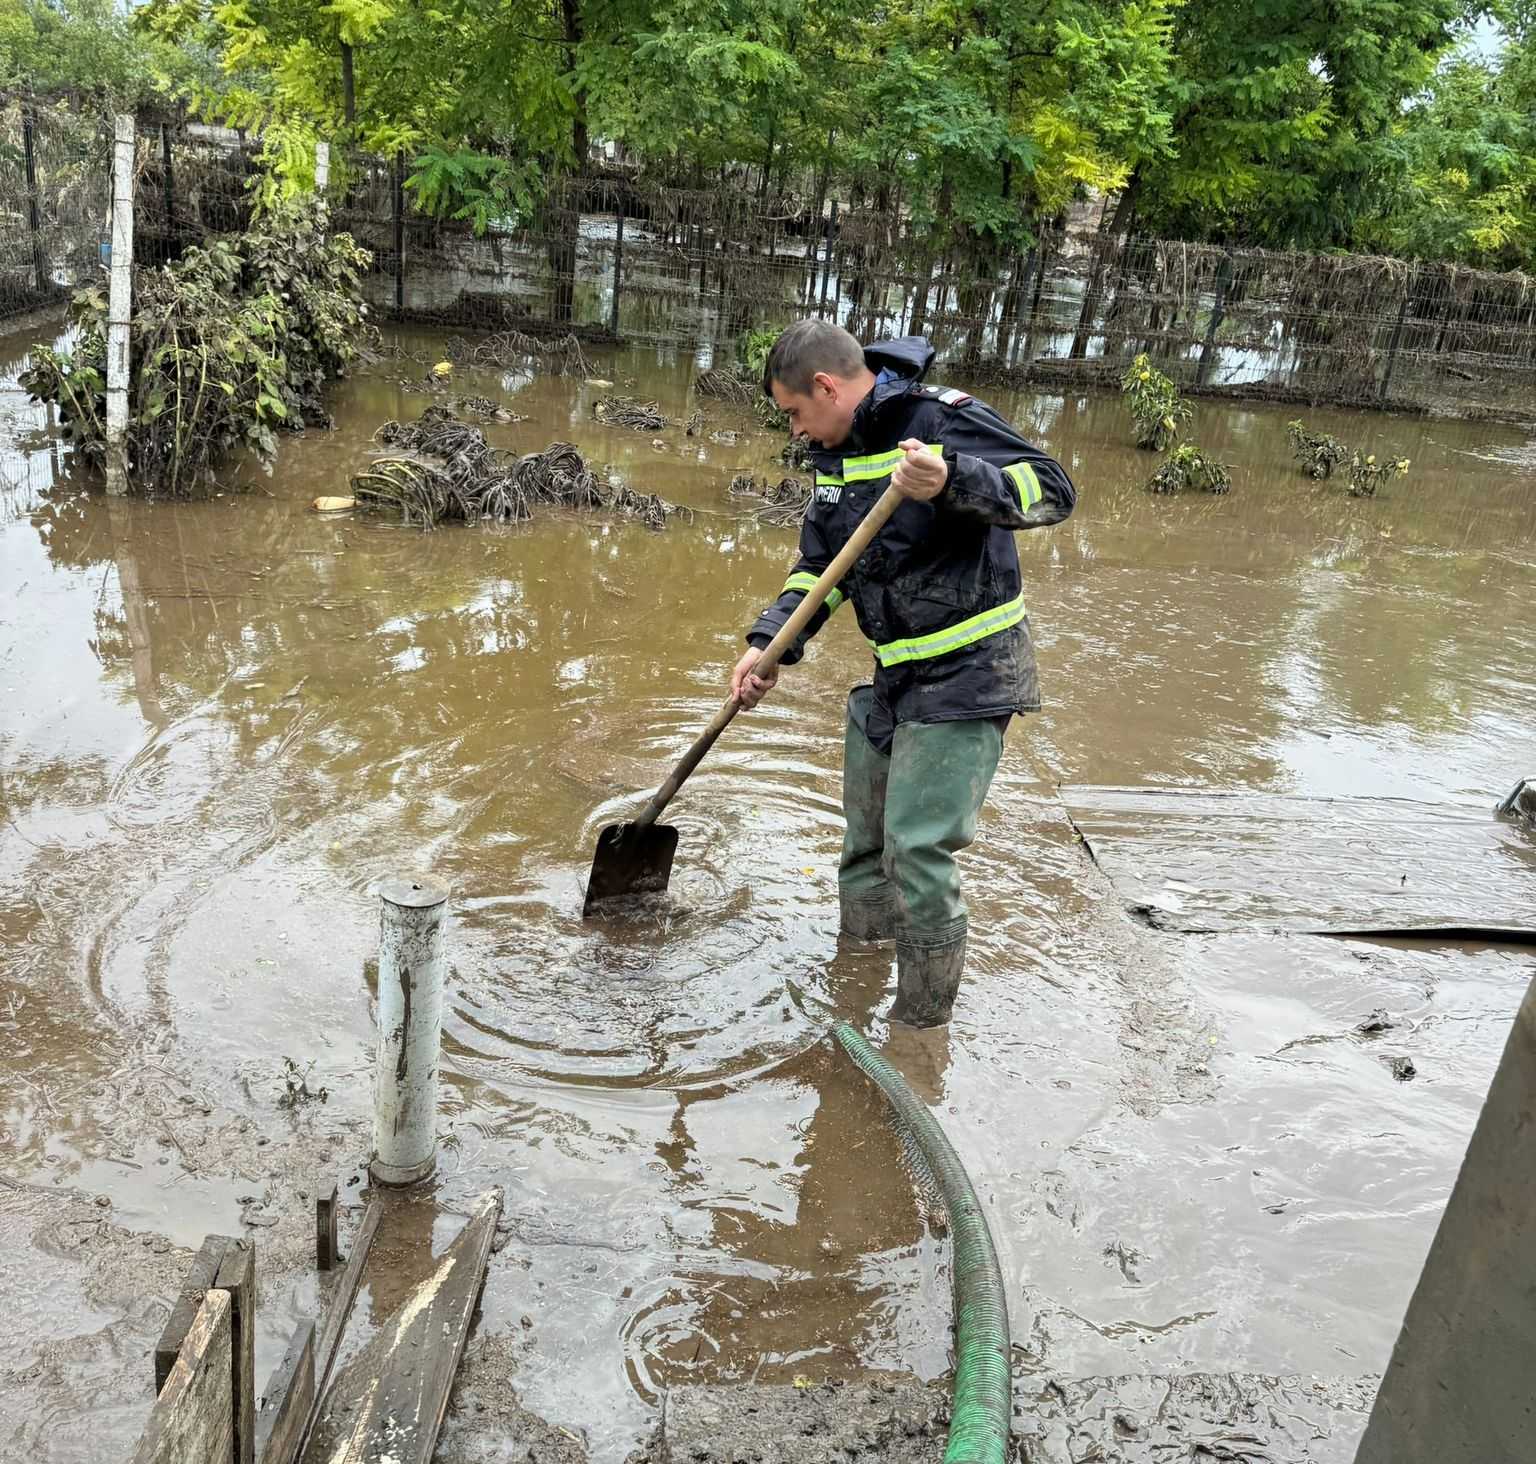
[{"x1": 730, "y1": 320, "x2": 1075, "y2": 1027}]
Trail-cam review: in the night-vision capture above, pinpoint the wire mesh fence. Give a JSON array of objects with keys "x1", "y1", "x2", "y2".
[
  {"x1": 3, "y1": 98, "x2": 1534, "y2": 420},
  {"x1": 0, "y1": 95, "x2": 112, "y2": 321}
]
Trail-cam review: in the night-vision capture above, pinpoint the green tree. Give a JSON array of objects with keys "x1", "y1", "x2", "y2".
[
  {"x1": 1136, "y1": 0, "x2": 1479, "y2": 249},
  {"x1": 1368, "y1": 14, "x2": 1536, "y2": 268}
]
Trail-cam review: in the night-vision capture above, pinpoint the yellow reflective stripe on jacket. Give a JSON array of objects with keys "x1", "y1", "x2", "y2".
[
  {"x1": 871, "y1": 593, "x2": 1026, "y2": 668},
  {"x1": 816, "y1": 472, "x2": 844, "y2": 487},
  {"x1": 782, "y1": 571, "x2": 845, "y2": 615},
  {"x1": 840, "y1": 442, "x2": 943, "y2": 482},
  {"x1": 1004, "y1": 461, "x2": 1042, "y2": 510}
]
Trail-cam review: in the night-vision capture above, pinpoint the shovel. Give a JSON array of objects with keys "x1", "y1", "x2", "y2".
[{"x1": 582, "y1": 484, "x2": 905, "y2": 916}]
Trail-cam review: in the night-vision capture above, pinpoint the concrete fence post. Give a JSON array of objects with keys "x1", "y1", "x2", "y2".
[
  {"x1": 370, "y1": 875, "x2": 450, "y2": 1186},
  {"x1": 314, "y1": 141, "x2": 330, "y2": 192},
  {"x1": 105, "y1": 112, "x2": 135, "y2": 497}
]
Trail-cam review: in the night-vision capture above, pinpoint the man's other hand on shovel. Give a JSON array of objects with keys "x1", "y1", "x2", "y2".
[{"x1": 731, "y1": 647, "x2": 779, "y2": 709}]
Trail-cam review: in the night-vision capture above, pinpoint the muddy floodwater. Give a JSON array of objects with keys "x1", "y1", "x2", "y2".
[{"x1": 2, "y1": 321, "x2": 1534, "y2": 1462}]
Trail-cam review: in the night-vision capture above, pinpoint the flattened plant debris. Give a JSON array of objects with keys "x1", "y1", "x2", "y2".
[
  {"x1": 443, "y1": 329, "x2": 596, "y2": 377},
  {"x1": 695, "y1": 368, "x2": 756, "y2": 404},
  {"x1": 350, "y1": 406, "x2": 687, "y2": 531},
  {"x1": 594, "y1": 396, "x2": 671, "y2": 431},
  {"x1": 729, "y1": 473, "x2": 811, "y2": 525}
]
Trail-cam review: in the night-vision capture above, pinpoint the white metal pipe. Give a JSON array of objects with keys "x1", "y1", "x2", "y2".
[
  {"x1": 105, "y1": 113, "x2": 135, "y2": 497},
  {"x1": 370, "y1": 874, "x2": 450, "y2": 1185}
]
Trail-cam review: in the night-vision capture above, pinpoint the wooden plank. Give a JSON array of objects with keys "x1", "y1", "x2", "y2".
[
  {"x1": 306, "y1": 1190, "x2": 502, "y2": 1464},
  {"x1": 155, "y1": 1235, "x2": 232, "y2": 1394},
  {"x1": 315, "y1": 1178, "x2": 339, "y2": 1272},
  {"x1": 130, "y1": 1290, "x2": 234, "y2": 1464},
  {"x1": 212, "y1": 1242, "x2": 255, "y2": 1464},
  {"x1": 294, "y1": 1197, "x2": 382, "y2": 1461},
  {"x1": 253, "y1": 1320, "x2": 314, "y2": 1464}
]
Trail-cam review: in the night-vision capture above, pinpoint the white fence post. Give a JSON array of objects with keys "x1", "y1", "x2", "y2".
[
  {"x1": 370, "y1": 875, "x2": 450, "y2": 1186},
  {"x1": 314, "y1": 141, "x2": 330, "y2": 192},
  {"x1": 105, "y1": 112, "x2": 135, "y2": 497}
]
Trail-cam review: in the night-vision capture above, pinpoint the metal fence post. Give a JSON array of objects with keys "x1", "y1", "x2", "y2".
[
  {"x1": 105, "y1": 113, "x2": 135, "y2": 497},
  {"x1": 818, "y1": 199, "x2": 838, "y2": 317},
  {"x1": 610, "y1": 190, "x2": 625, "y2": 336},
  {"x1": 22, "y1": 100, "x2": 47, "y2": 295},
  {"x1": 160, "y1": 121, "x2": 176, "y2": 237},
  {"x1": 392, "y1": 149, "x2": 405, "y2": 312},
  {"x1": 1378, "y1": 284, "x2": 1411, "y2": 402},
  {"x1": 370, "y1": 875, "x2": 450, "y2": 1186}
]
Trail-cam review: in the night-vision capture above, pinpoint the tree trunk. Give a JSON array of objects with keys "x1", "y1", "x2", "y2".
[
  {"x1": 340, "y1": 42, "x2": 356, "y2": 125},
  {"x1": 549, "y1": 0, "x2": 587, "y2": 324}
]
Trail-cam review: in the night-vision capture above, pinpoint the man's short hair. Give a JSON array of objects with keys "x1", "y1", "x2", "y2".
[{"x1": 762, "y1": 319, "x2": 866, "y2": 398}]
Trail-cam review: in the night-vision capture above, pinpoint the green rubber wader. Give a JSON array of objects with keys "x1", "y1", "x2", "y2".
[{"x1": 839, "y1": 686, "x2": 1005, "y2": 1022}]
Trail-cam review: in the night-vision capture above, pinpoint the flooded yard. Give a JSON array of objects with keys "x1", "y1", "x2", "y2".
[{"x1": 2, "y1": 321, "x2": 1534, "y2": 1461}]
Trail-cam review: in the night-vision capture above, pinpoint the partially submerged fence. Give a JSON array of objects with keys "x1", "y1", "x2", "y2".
[{"x1": 4, "y1": 95, "x2": 1534, "y2": 420}]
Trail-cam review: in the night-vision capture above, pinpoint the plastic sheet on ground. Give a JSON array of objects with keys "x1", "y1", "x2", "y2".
[{"x1": 1061, "y1": 787, "x2": 1536, "y2": 937}]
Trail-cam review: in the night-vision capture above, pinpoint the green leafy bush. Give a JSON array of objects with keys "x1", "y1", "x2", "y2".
[
  {"x1": 21, "y1": 196, "x2": 372, "y2": 495},
  {"x1": 1120, "y1": 353, "x2": 1191, "y2": 451}
]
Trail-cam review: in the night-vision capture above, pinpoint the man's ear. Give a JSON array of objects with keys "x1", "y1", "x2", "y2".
[{"x1": 810, "y1": 370, "x2": 839, "y2": 399}]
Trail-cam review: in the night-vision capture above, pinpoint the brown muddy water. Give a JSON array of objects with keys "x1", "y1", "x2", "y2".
[{"x1": 2, "y1": 320, "x2": 1534, "y2": 1462}]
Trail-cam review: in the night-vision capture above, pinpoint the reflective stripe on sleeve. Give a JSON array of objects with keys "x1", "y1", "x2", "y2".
[
  {"x1": 840, "y1": 443, "x2": 943, "y2": 482},
  {"x1": 870, "y1": 593, "x2": 1025, "y2": 667},
  {"x1": 782, "y1": 571, "x2": 845, "y2": 615},
  {"x1": 1004, "y1": 461, "x2": 1043, "y2": 510}
]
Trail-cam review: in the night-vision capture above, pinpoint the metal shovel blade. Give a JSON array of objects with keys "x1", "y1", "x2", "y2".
[{"x1": 583, "y1": 821, "x2": 680, "y2": 916}]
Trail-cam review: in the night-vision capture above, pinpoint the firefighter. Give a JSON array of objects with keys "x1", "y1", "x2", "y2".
[{"x1": 731, "y1": 320, "x2": 1075, "y2": 1027}]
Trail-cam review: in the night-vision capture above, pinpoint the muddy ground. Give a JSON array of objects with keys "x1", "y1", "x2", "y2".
[{"x1": 1, "y1": 325, "x2": 1533, "y2": 1462}]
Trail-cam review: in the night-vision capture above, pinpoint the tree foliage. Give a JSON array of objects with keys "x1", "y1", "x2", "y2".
[{"x1": 6, "y1": 0, "x2": 1533, "y2": 270}]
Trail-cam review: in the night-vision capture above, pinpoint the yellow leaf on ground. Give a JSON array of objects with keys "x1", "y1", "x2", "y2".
[{"x1": 313, "y1": 496, "x2": 356, "y2": 512}]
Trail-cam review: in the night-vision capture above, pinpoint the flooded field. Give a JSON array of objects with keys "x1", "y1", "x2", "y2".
[{"x1": 2, "y1": 319, "x2": 1534, "y2": 1462}]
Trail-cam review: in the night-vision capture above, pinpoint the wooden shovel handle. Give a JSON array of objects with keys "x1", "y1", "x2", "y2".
[{"x1": 631, "y1": 484, "x2": 905, "y2": 831}]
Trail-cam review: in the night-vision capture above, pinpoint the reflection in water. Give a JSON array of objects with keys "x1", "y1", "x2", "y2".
[{"x1": 1, "y1": 319, "x2": 1534, "y2": 1459}]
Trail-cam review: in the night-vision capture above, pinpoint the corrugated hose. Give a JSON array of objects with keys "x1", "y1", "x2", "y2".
[{"x1": 831, "y1": 1021, "x2": 1011, "y2": 1463}]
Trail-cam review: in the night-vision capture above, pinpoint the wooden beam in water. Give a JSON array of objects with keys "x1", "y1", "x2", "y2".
[
  {"x1": 315, "y1": 1178, "x2": 340, "y2": 1272},
  {"x1": 293, "y1": 1198, "x2": 383, "y2": 1460},
  {"x1": 130, "y1": 1291, "x2": 234, "y2": 1464},
  {"x1": 253, "y1": 1320, "x2": 314, "y2": 1464},
  {"x1": 302, "y1": 1189, "x2": 502, "y2": 1464},
  {"x1": 212, "y1": 1242, "x2": 256, "y2": 1464},
  {"x1": 155, "y1": 1236, "x2": 233, "y2": 1395}
]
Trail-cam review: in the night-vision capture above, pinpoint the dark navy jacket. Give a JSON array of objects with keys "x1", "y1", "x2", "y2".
[{"x1": 746, "y1": 335, "x2": 1075, "y2": 730}]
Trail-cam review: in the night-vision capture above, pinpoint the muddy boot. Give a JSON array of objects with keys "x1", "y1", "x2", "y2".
[
  {"x1": 838, "y1": 685, "x2": 898, "y2": 939},
  {"x1": 890, "y1": 921, "x2": 967, "y2": 1028},
  {"x1": 839, "y1": 888, "x2": 898, "y2": 942}
]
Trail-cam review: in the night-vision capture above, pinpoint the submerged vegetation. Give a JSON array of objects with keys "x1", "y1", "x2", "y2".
[
  {"x1": 1146, "y1": 443, "x2": 1233, "y2": 495},
  {"x1": 1121, "y1": 354, "x2": 1191, "y2": 452},
  {"x1": 351, "y1": 405, "x2": 685, "y2": 530},
  {"x1": 20, "y1": 197, "x2": 370, "y2": 495},
  {"x1": 1347, "y1": 453, "x2": 1412, "y2": 497},
  {"x1": 1288, "y1": 419, "x2": 1413, "y2": 496},
  {"x1": 1287, "y1": 421, "x2": 1351, "y2": 479}
]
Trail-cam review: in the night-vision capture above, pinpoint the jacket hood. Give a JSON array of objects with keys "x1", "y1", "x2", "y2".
[
  {"x1": 839, "y1": 336, "x2": 936, "y2": 450},
  {"x1": 864, "y1": 336, "x2": 936, "y2": 395}
]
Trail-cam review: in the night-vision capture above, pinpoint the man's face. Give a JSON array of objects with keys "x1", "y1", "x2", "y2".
[{"x1": 771, "y1": 372, "x2": 859, "y2": 449}]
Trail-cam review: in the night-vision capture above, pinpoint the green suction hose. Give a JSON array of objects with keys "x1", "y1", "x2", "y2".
[{"x1": 831, "y1": 1021, "x2": 1011, "y2": 1464}]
